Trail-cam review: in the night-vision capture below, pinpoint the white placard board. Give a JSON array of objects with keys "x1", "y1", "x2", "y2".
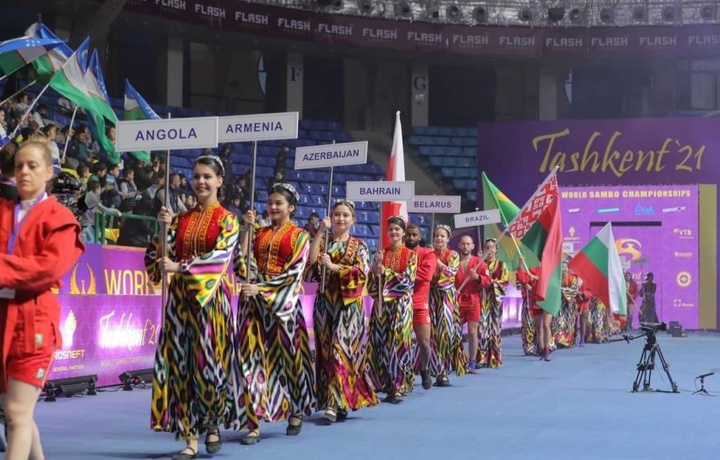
[
  {"x1": 116, "y1": 117, "x2": 219, "y2": 151},
  {"x1": 408, "y1": 195, "x2": 462, "y2": 214},
  {"x1": 453, "y1": 209, "x2": 502, "y2": 229},
  {"x1": 294, "y1": 141, "x2": 368, "y2": 170},
  {"x1": 218, "y1": 112, "x2": 299, "y2": 142},
  {"x1": 346, "y1": 181, "x2": 415, "y2": 202}
]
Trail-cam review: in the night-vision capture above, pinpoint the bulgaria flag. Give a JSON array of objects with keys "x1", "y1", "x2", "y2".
[
  {"x1": 0, "y1": 34, "x2": 63, "y2": 77},
  {"x1": 482, "y1": 172, "x2": 538, "y2": 270},
  {"x1": 381, "y1": 111, "x2": 408, "y2": 248},
  {"x1": 505, "y1": 167, "x2": 563, "y2": 315},
  {"x1": 124, "y1": 79, "x2": 160, "y2": 162},
  {"x1": 568, "y1": 223, "x2": 628, "y2": 316}
]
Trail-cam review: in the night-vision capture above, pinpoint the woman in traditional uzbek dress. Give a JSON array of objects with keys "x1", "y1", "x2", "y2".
[
  {"x1": 477, "y1": 238, "x2": 509, "y2": 368},
  {"x1": 235, "y1": 183, "x2": 315, "y2": 445},
  {"x1": 367, "y1": 216, "x2": 417, "y2": 403},
  {"x1": 146, "y1": 155, "x2": 241, "y2": 460},
  {"x1": 429, "y1": 224, "x2": 467, "y2": 386},
  {"x1": 305, "y1": 199, "x2": 378, "y2": 423},
  {"x1": 553, "y1": 261, "x2": 580, "y2": 348}
]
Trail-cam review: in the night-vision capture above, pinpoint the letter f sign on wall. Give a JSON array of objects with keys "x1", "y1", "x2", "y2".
[{"x1": 290, "y1": 66, "x2": 303, "y2": 82}]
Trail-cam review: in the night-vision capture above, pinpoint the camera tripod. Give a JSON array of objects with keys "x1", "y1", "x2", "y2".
[{"x1": 623, "y1": 329, "x2": 679, "y2": 393}]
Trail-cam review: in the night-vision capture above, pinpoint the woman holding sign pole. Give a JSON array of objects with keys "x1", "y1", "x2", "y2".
[
  {"x1": 477, "y1": 238, "x2": 509, "y2": 368},
  {"x1": 429, "y1": 224, "x2": 467, "y2": 385},
  {"x1": 235, "y1": 183, "x2": 315, "y2": 444},
  {"x1": 305, "y1": 200, "x2": 379, "y2": 423},
  {"x1": 145, "y1": 155, "x2": 242, "y2": 460},
  {"x1": 367, "y1": 216, "x2": 417, "y2": 403}
]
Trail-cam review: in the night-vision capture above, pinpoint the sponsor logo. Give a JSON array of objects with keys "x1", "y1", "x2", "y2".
[{"x1": 676, "y1": 271, "x2": 692, "y2": 288}]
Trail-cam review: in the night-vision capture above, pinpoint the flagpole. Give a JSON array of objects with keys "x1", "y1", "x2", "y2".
[
  {"x1": 10, "y1": 82, "x2": 50, "y2": 137},
  {"x1": 245, "y1": 141, "x2": 258, "y2": 287},
  {"x1": 59, "y1": 106, "x2": 78, "y2": 164},
  {"x1": 319, "y1": 139, "x2": 336, "y2": 294},
  {"x1": 0, "y1": 80, "x2": 37, "y2": 106},
  {"x1": 161, "y1": 113, "x2": 172, "y2": 318}
]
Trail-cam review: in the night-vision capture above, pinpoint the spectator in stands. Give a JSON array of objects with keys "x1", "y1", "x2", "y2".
[
  {"x1": 0, "y1": 141, "x2": 18, "y2": 200},
  {"x1": 0, "y1": 110, "x2": 8, "y2": 142},
  {"x1": 257, "y1": 209, "x2": 270, "y2": 227},
  {"x1": 146, "y1": 155, "x2": 241, "y2": 459},
  {"x1": 219, "y1": 143, "x2": 235, "y2": 199},
  {"x1": 76, "y1": 164, "x2": 90, "y2": 189},
  {"x1": 268, "y1": 169, "x2": 285, "y2": 192},
  {"x1": 185, "y1": 193, "x2": 196, "y2": 209},
  {"x1": 11, "y1": 93, "x2": 29, "y2": 121},
  {"x1": 275, "y1": 144, "x2": 289, "y2": 174},
  {"x1": 78, "y1": 180, "x2": 121, "y2": 243},
  {"x1": 0, "y1": 139, "x2": 84, "y2": 460},
  {"x1": 226, "y1": 195, "x2": 243, "y2": 218},
  {"x1": 155, "y1": 173, "x2": 186, "y2": 217},
  {"x1": 304, "y1": 212, "x2": 320, "y2": 239},
  {"x1": 39, "y1": 124, "x2": 60, "y2": 172},
  {"x1": 102, "y1": 163, "x2": 121, "y2": 210},
  {"x1": 89, "y1": 162, "x2": 108, "y2": 187},
  {"x1": 55, "y1": 125, "x2": 73, "y2": 147},
  {"x1": 117, "y1": 194, "x2": 154, "y2": 248},
  {"x1": 66, "y1": 125, "x2": 90, "y2": 166},
  {"x1": 118, "y1": 168, "x2": 138, "y2": 213},
  {"x1": 178, "y1": 173, "x2": 191, "y2": 194},
  {"x1": 31, "y1": 104, "x2": 46, "y2": 128}
]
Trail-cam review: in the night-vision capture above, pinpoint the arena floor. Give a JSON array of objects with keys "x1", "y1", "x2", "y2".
[{"x1": 35, "y1": 331, "x2": 720, "y2": 460}]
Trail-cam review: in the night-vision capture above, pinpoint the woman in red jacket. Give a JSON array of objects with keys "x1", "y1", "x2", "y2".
[{"x1": 0, "y1": 140, "x2": 84, "y2": 460}]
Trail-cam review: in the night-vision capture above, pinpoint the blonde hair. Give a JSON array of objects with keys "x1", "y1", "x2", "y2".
[{"x1": 17, "y1": 138, "x2": 53, "y2": 167}]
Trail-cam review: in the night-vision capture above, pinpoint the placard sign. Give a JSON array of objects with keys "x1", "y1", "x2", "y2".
[
  {"x1": 346, "y1": 181, "x2": 415, "y2": 202},
  {"x1": 295, "y1": 141, "x2": 368, "y2": 169},
  {"x1": 218, "y1": 112, "x2": 299, "y2": 142},
  {"x1": 115, "y1": 117, "x2": 219, "y2": 151},
  {"x1": 453, "y1": 209, "x2": 502, "y2": 229},
  {"x1": 408, "y1": 195, "x2": 462, "y2": 214}
]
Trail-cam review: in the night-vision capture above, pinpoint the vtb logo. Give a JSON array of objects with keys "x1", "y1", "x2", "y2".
[{"x1": 673, "y1": 228, "x2": 693, "y2": 238}]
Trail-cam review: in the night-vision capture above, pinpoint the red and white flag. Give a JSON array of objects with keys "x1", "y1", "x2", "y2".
[{"x1": 381, "y1": 111, "x2": 408, "y2": 248}]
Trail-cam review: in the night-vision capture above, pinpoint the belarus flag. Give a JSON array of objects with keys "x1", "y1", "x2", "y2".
[
  {"x1": 381, "y1": 111, "x2": 408, "y2": 248},
  {"x1": 568, "y1": 222, "x2": 628, "y2": 316}
]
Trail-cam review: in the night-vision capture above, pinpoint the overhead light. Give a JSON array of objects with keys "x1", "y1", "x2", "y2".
[
  {"x1": 701, "y1": 5, "x2": 716, "y2": 21},
  {"x1": 119, "y1": 368, "x2": 154, "y2": 391},
  {"x1": 661, "y1": 6, "x2": 676, "y2": 22},
  {"x1": 519, "y1": 9, "x2": 533, "y2": 21},
  {"x1": 473, "y1": 6, "x2": 488, "y2": 24},
  {"x1": 396, "y1": 1, "x2": 412, "y2": 18},
  {"x1": 446, "y1": 4, "x2": 461, "y2": 22},
  {"x1": 356, "y1": 0, "x2": 373, "y2": 14},
  {"x1": 43, "y1": 375, "x2": 98, "y2": 402},
  {"x1": 548, "y1": 7, "x2": 565, "y2": 22},
  {"x1": 600, "y1": 7, "x2": 614, "y2": 24},
  {"x1": 632, "y1": 6, "x2": 646, "y2": 22},
  {"x1": 568, "y1": 7, "x2": 585, "y2": 24}
]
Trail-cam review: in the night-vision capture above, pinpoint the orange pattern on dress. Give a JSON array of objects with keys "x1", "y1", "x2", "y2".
[{"x1": 175, "y1": 203, "x2": 227, "y2": 261}]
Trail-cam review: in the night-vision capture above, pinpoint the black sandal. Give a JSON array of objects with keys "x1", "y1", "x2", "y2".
[
  {"x1": 205, "y1": 428, "x2": 222, "y2": 454},
  {"x1": 336, "y1": 408, "x2": 348, "y2": 421},
  {"x1": 286, "y1": 414, "x2": 303, "y2": 436},
  {"x1": 240, "y1": 430, "x2": 261, "y2": 445},
  {"x1": 172, "y1": 446, "x2": 199, "y2": 460}
]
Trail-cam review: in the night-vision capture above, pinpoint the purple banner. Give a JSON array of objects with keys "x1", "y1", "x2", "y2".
[
  {"x1": 560, "y1": 185, "x2": 699, "y2": 329},
  {"x1": 477, "y1": 117, "x2": 717, "y2": 329},
  {"x1": 123, "y1": 0, "x2": 720, "y2": 59}
]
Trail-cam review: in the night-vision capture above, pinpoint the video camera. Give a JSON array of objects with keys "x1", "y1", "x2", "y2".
[
  {"x1": 52, "y1": 172, "x2": 83, "y2": 194},
  {"x1": 640, "y1": 322, "x2": 667, "y2": 333}
]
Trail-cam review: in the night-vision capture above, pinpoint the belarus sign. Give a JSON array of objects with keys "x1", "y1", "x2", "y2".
[
  {"x1": 346, "y1": 181, "x2": 415, "y2": 202},
  {"x1": 408, "y1": 195, "x2": 462, "y2": 214},
  {"x1": 116, "y1": 117, "x2": 219, "y2": 151},
  {"x1": 218, "y1": 112, "x2": 299, "y2": 142},
  {"x1": 295, "y1": 141, "x2": 368, "y2": 170},
  {"x1": 453, "y1": 209, "x2": 502, "y2": 229}
]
